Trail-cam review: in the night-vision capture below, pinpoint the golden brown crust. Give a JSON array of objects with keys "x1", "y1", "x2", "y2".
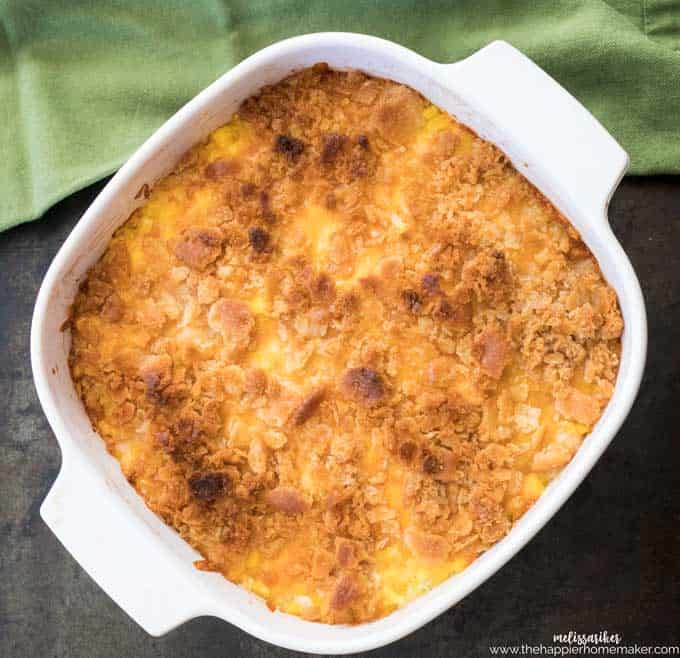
[{"x1": 69, "y1": 65, "x2": 622, "y2": 624}]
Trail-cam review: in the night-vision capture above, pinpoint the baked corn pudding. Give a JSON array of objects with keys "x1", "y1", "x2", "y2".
[{"x1": 69, "y1": 65, "x2": 622, "y2": 623}]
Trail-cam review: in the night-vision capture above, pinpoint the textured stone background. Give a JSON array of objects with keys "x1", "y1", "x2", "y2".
[{"x1": 1, "y1": 177, "x2": 678, "y2": 657}]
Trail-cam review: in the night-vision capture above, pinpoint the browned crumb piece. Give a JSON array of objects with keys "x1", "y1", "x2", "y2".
[
  {"x1": 342, "y1": 367, "x2": 385, "y2": 406},
  {"x1": 101, "y1": 293, "x2": 123, "y2": 322},
  {"x1": 556, "y1": 388, "x2": 601, "y2": 425},
  {"x1": 248, "y1": 227, "x2": 270, "y2": 253},
  {"x1": 371, "y1": 85, "x2": 423, "y2": 144},
  {"x1": 188, "y1": 472, "x2": 229, "y2": 502},
  {"x1": 290, "y1": 388, "x2": 326, "y2": 426},
  {"x1": 139, "y1": 354, "x2": 172, "y2": 403},
  {"x1": 259, "y1": 191, "x2": 276, "y2": 224},
  {"x1": 266, "y1": 487, "x2": 308, "y2": 514},
  {"x1": 330, "y1": 574, "x2": 359, "y2": 610},
  {"x1": 403, "y1": 527, "x2": 449, "y2": 564},
  {"x1": 421, "y1": 272, "x2": 440, "y2": 294},
  {"x1": 275, "y1": 134, "x2": 305, "y2": 161},
  {"x1": 398, "y1": 440, "x2": 418, "y2": 463},
  {"x1": 422, "y1": 452, "x2": 439, "y2": 475},
  {"x1": 204, "y1": 159, "x2": 238, "y2": 180},
  {"x1": 462, "y1": 249, "x2": 512, "y2": 303},
  {"x1": 155, "y1": 430, "x2": 175, "y2": 454},
  {"x1": 207, "y1": 299, "x2": 254, "y2": 351},
  {"x1": 158, "y1": 411, "x2": 204, "y2": 454},
  {"x1": 401, "y1": 289, "x2": 422, "y2": 314},
  {"x1": 474, "y1": 328, "x2": 509, "y2": 379},
  {"x1": 335, "y1": 539, "x2": 359, "y2": 568},
  {"x1": 174, "y1": 227, "x2": 223, "y2": 270},
  {"x1": 321, "y1": 133, "x2": 348, "y2": 165},
  {"x1": 433, "y1": 295, "x2": 471, "y2": 325},
  {"x1": 422, "y1": 448, "x2": 457, "y2": 482}
]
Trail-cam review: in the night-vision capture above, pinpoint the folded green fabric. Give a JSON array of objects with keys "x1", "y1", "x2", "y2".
[{"x1": 1, "y1": 0, "x2": 679, "y2": 232}]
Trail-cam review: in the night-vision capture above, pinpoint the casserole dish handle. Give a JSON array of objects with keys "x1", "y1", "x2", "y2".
[
  {"x1": 442, "y1": 41, "x2": 629, "y2": 221},
  {"x1": 40, "y1": 447, "x2": 210, "y2": 636}
]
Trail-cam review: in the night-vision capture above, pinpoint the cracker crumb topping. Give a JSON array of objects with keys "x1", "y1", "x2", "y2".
[{"x1": 69, "y1": 65, "x2": 622, "y2": 624}]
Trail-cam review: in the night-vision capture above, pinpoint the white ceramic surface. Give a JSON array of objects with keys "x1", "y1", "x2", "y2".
[{"x1": 31, "y1": 33, "x2": 647, "y2": 654}]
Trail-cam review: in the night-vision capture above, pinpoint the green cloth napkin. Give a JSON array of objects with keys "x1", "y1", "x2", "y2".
[{"x1": 2, "y1": 0, "x2": 679, "y2": 232}]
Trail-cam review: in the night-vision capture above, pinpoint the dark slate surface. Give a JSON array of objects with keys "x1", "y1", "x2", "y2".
[{"x1": 1, "y1": 177, "x2": 678, "y2": 657}]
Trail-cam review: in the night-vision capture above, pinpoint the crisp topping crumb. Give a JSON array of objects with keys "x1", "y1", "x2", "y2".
[{"x1": 342, "y1": 367, "x2": 385, "y2": 406}]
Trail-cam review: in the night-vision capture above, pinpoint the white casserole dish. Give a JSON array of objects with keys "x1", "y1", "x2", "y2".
[{"x1": 31, "y1": 32, "x2": 646, "y2": 654}]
